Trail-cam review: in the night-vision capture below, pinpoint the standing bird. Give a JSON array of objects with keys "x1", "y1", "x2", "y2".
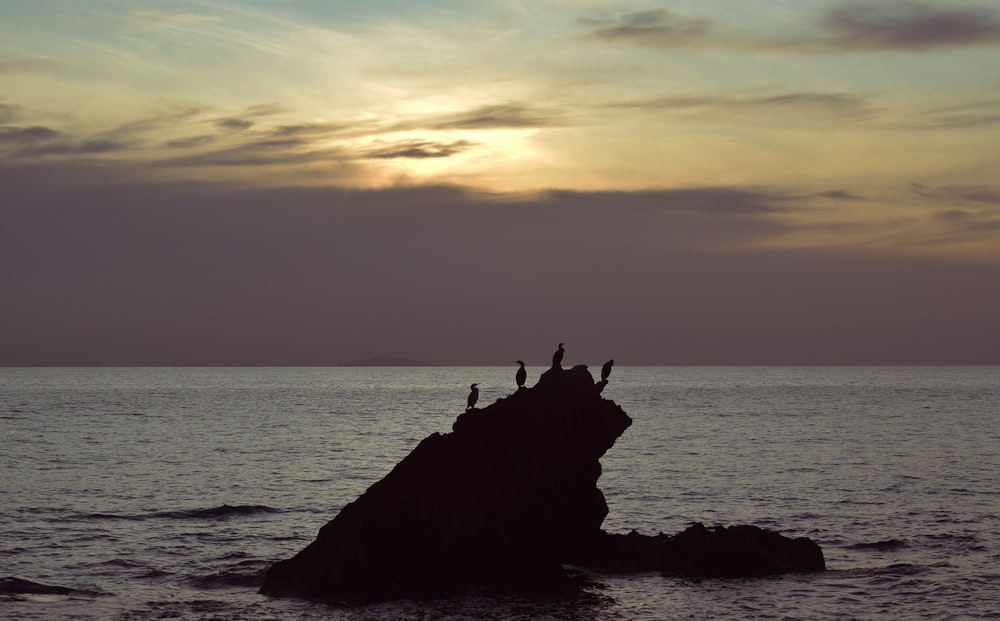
[
  {"x1": 515, "y1": 361, "x2": 527, "y2": 390},
  {"x1": 466, "y1": 383, "x2": 479, "y2": 411},
  {"x1": 552, "y1": 343, "x2": 565, "y2": 369},
  {"x1": 601, "y1": 359, "x2": 614, "y2": 382}
]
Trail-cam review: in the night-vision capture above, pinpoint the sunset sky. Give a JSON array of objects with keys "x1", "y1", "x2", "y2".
[{"x1": 2, "y1": 0, "x2": 999, "y2": 365}]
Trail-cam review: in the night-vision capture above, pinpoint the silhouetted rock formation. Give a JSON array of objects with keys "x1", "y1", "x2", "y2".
[
  {"x1": 261, "y1": 365, "x2": 630, "y2": 600},
  {"x1": 260, "y1": 364, "x2": 825, "y2": 601},
  {"x1": 571, "y1": 523, "x2": 825, "y2": 577},
  {"x1": 0, "y1": 577, "x2": 76, "y2": 596}
]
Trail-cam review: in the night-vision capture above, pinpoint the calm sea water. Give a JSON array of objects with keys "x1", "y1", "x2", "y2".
[{"x1": 1, "y1": 366, "x2": 997, "y2": 620}]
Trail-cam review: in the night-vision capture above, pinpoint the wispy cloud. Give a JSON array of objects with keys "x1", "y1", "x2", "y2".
[
  {"x1": 0, "y1": 58, "x2": 58, "y2": 74},
  {"x1": 581, "y1": 1, "x2": 1000, "y2": 54},
  {"x1": 243, "y1": 103, "x2": 291, "y2": 117},
  {"x1": 126, "y1": 9, "x2": 221, "y2": 29},
  {"x1": 580, "y1": 9, "x2": 717, "y2": 47},
  {"x1": 606, "y1": 92, "x2": 877, "y2": 125},
  {"x1": 18, "y1": 139, "x2": 129, "y2": 157},
  {"x1": 820, "y1": 1, "x2": 1000, "y2": 52},
  {"x1": 0, "y1": 126, "x2": 61, "y2": 146},
  {"x1": 163, "y1": 134, "x2": 217, "y2": 149},
  {"x1": 0, "y1": 124, "x2": 129, "y2": 157},
  {"x1": 818, "y1": 190, "x2": 867, "y2": 202},
  {"x1": 215, "y1": 118, "x2": 254, "y2": 132},
  {"x1": 267, "y1": 122, "x2": 351, "y2": 139},
  {"x1": 913, "y1": 100, "x2": 1000, "y2": 128},
  {"x1": 543, "y1": 187, "x2": 786, "y2": 216},
  {"x1": 0, "y1": 97, "x2": 553, "y2": 172},
  {"x1": 362, "y1": 139, "x2": 477, "y2": 159},
  {"x1": 161, "y1": 138, "x2": 342, "y2": 167},
  {"x1": 409, "y1": 103, "x2": 567, "y2": 131},
  {"x1": 911, "y1": 182, "x2": 1000, "y2": 205},
  {"x1": 98, "y1": 106, "x2": 209, "y2": 142}
]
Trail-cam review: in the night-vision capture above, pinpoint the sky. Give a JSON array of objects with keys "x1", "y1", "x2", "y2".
[{"x1": 2, "y1": 0, "x2": 999, "y2": 365}]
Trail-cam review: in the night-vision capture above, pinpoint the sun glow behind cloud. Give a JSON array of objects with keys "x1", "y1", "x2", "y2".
[{"x1": 3, "y1": 1, "x2": 997, "y2": 194}]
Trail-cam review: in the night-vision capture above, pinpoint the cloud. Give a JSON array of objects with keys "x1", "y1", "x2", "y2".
[
  {"x1": 243, "y1": 103, "x2": 291, "y2": 117},
  {"x1": 415, "y1": 103, "x2": 566, "y2": 131},
  {"x1": 215, "y1": 118, "x2": 255, "y2": 132},
  {"x1": 161, "y1": 137, "x2": 340, "y2": 167},
  {"x1": 911, "y1": 182, "x2": 1000, "y2": 205},
  {"x1": 127, "y1": 9, "x2": 220, "y2": 28},
  {"x1": 0, "y1": 58, "x2": 57, "y2": 74},
  {"x1": 900, "y1": 183, "x2": 1000, "y2": 247},
  {"x1": 100, "y1": 106, "x2": 209, "y2": 141},
  {"x1": 818, "y1": 190, "x2": 867, "y2": 201},
  {"x1": 932, "y1": 208, "x2": 1000, "y2": 228},
  {"x1": 0, "y1": 126, "x2": 61, "y2": 146},
  {"x1": 580, "y1": 1, "x2": 1000, "y2": 54},
  {"x1": 362, "y1": 139, "x2": 477, "y2": 159},
  {"x1": 151, "y1": 102, "x2": 556, "y2": 168},
  {"x1": 2, "y1": 168, "x2": 997, "y2": 365},
  {"x1": 607, "y1": 92, "x2": 877, "y2": 125},
  {"x1": 821, "y1": 1, "x2": 1000, "y2": 52},
  {"x1": 0, "y1": 98, "x2": 558, "y2": 172},
  {"x1": 544, "y1": 187, "x2": 784, "y2": 215},
  {"x1": 18, "y1": 139, "x2": 128, "y2": 156},
  {"x1": 914, "y1": 100, "x2": 1000, "y2": 128},
  {"x1": 0, "y1": 106, "x2": 211, "y2": 160},
  {"x1": 580, "y1": 9, "x2": 716, "y2": 46},
  {"x1": 163, "y1": 135, "x2": 217, "y2": 149},
  {"x1": 267, "y1": 123, "x2": 350, "y2": 138},
  {"x1": 0, "y1": 123, "x2": 128, "y2": 157}
]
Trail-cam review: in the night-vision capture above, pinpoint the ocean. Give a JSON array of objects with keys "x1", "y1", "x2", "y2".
[{"x1": 2, "y1": 366, "x2": 997, "y2": 620}]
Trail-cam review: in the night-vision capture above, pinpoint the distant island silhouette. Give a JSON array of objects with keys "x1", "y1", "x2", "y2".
[{"x1": 339, "y1": 357, "x2": 434, "y2": 367}]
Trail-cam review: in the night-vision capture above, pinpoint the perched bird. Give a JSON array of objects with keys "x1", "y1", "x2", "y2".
[
  {"x1": 515, "y1": 361, "x2": 527, "y2": 390},
  {"x1": 552, "y1": 342, "x2": 565, "y2": 368},
  {"x1": 596, "y1": 379, "x2": 608, "y2": 395},
  {"x1": 601, "y1": 359, "x2": 614, "y2": 382},
  {"x1": 466, "y1": 383, "x2": 479, "y2": 411}
]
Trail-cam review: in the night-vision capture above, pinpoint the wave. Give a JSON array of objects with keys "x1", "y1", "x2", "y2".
[
  {"x1": 63, "y1": 512, "x2": 144, "y2": 522},
  {"x1": 189, "y1": 561, "x2": 270, "y2": 590},
  {"x1": 828, "y1": 563, "x2": 936, "y2": 580},
  {"x1": 848, "y1": 539, "x2": 907, "y2": 551},
  {"x1": 151, "y1": 504, "x2": 279, "y2": 520},
  {"x1": 62, "y1": 504, "x2": 280, "y2": 522}
]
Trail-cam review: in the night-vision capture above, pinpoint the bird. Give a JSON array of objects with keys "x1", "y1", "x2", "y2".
[
  {"x1": 552, "y1": 343, "x2": 565, "y2": 368},
  {"x1": 466, "y1": 383, "x2": 479, "y2": 411},
  {"x1": 601, "y1": 359, "x2": 614, "y2": 382},
  {"x1": 515, "y1": 361, "x2": 527, "y2": 389}
]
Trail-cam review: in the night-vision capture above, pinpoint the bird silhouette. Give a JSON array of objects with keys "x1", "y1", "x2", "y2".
[
  {"x1": 466, "y1": 383, "x2": 479, "y2": 411},
  {"x1": 552, "y1": 343, "x2": 565, "y2": 369},
  {"x1": 515, "y1": 361, "x2": 527, "y2": 389},
  {"x1": 601, "y1": 359, "x2": 614, "y2": 382}
]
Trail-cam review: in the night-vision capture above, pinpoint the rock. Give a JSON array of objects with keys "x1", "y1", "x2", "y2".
[
  {"x1": 571, "y1": 523, "x2": 825, "y2": 577},
  {"x1": 0, "y1": 577, "x2": 76, "y2": 596},
  {"x1": 260, "y1": 363, "x2": 826, "y2": 601},
  {"x1": 260, "y1": 365, "x2": 632, "y2": 600}
]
